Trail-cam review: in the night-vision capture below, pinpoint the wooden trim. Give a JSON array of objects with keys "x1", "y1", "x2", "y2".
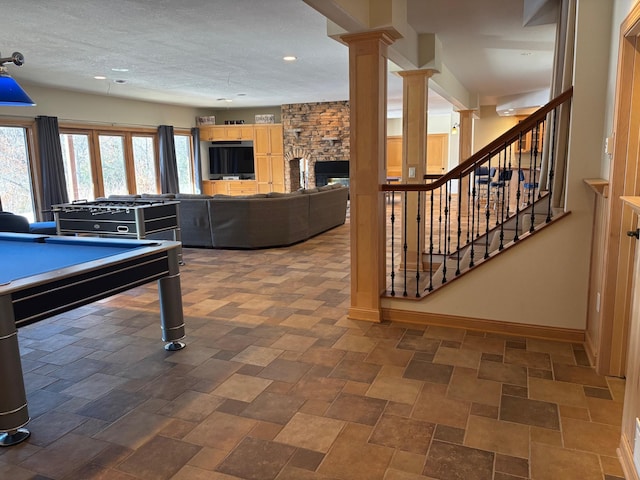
[
  {"x1": 618, "y1": 434, "x2": 640, "y2": 480},
  {"x1": 583, "y1": 178, "x2": 609, "y2": 197},
  {"x1": 60, "y1": 122, "x2": 158, "y2": 134},
  {"x1": 598, "y1": 4, "x2": 640, "y2": 376},
  {"x1": 584, "y1": 330, "x2": 598, "y2": 366},
  {"x1": 382, "y1": 308, "x2": 585, "y2": 343},
  {"x1": 348, "y1": 306, "x2": 383, "y2": 323}
]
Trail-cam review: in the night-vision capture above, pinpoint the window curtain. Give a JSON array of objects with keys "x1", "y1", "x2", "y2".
[
  {"x1": 158, "y1": 125, "x2": 179, "y2": 194},
  {"x1": 37, "y1": 115, "x2": 68, "y2": 221},
  {"x1": 191, "y1": 127, "x2": 202, "y2": 193}
]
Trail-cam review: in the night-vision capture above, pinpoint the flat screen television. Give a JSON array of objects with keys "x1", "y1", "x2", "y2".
[{"x1": 209, "y1": 141, "x2": 255, "y2": 180}]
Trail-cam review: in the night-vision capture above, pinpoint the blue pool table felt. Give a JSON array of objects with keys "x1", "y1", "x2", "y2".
[{"x1": 0, "y1": 234, "x2": 153, "y2": 285}]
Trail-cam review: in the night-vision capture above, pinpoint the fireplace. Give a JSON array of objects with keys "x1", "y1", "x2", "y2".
[{"x1": 314, "y1": 160, "x2": 349, "y2": 188}]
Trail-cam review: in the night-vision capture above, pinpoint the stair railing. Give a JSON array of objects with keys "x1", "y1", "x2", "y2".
[{"x1": 382, "y1": 87, "x2": 573, "y2": 298}]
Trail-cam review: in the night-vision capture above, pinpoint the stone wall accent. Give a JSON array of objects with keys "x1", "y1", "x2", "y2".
[{"x1": 281, "y1": 101, "x2": 350, "y2": 190}]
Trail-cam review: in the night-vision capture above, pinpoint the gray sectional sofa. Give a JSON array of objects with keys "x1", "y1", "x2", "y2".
[{"x1": 129, "y1": 184, "x2": 348, "y2": 249}]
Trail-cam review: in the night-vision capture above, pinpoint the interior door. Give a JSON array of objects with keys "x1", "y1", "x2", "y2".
[{"x1": 386, "y1": 134, "x2": 449, "y2": 178}]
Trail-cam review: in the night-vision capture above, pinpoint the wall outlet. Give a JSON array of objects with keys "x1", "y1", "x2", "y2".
[
  {"x1": 408, "y1": 167, "x2": 416, "y2": 178},
  {"x1": 605, "y1": 135, "x2": 614, "y2": 156}
]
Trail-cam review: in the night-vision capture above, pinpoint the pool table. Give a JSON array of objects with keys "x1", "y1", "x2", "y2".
[{"x1": 0, "y1": 233, "x2": 186, "y2": 446}]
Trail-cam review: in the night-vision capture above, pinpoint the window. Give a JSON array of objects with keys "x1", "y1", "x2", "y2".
[
  {"x1": 1, "y1": 122, "x2": 194, "y2": 216},
  {"x1": 132, "y1": 135, "x2": 158, "y2": 194},
  {"x1": 174, "y1": 134, "x2": 195, "y2": 193},
  {"x1": 60, "y1": 133, "x2": 95, "y2": 201},
  {"x1": 0, "y1": 126, "x2": 35, "y2": 220},
  {"x1": 98, "y1": 135, "x2": 128, "y2": 196}
]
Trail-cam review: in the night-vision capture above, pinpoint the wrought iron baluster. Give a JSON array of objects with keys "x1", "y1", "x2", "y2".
[
  {"x1": 390, "y1": 190, "x2": 396, "y2": 297},
  {"x1": 498, "y1": 146, "x2": 506, "y2": 250},
  {"x1": 456, "y1": 174, "x2": 463, "y2": 275},
  {"x1": 470, "y1": 164, "x2": 477, "y2": 268},
  {"x1": 484, "y1": 157, "x2": 491, "y2": 259},
  {"x1": 466, "y1": 174, "x2": 471, "y2": 244},
  {"x1": 415, "y1": 192, "x2": 421, "y2": 297},
  {"x1": 437, "y1": 188, "x2": 443, "y2": 254},
  {"x1": 427, "y1": 189, "x2": 434, "y2": 292},
  {"x1": 403, "y1": 191, "x2": 408, "y2": 297},
  {"x1": 514, "y1": 133, "x2": 523, "y2": 242},
  {"x1": 445, "y1": 181, "x2": 451, "y2": 255},
  {"x1": 506, "y1": 142, "x2": 513, "y2": 220},
  {"x1": 529, "y1": 122, "x2": 539, "y2": 233}
]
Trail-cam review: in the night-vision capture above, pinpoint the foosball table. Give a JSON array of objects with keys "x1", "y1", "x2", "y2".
[{"x1": 52, "y1": 199, "x2": 182, "y2": 261}]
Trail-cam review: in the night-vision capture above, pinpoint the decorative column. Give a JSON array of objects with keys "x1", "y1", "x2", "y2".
[
  {"x1": 397, "y1": 69, "x2": 437, "y2": 271},
  {"x1": 341, "y1": 29, "x2": 399, "y2": 323},
  {"x1": 458, "y1": 109, "x2": 474, "y2": 214}
]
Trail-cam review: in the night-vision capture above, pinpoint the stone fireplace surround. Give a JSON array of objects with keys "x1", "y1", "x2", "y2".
[{"x1": 281, "y1": 101, "x2": 350, "y2": 191}]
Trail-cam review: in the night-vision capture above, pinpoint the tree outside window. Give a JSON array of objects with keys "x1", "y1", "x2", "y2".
[
  {"x1": 0, "y1": 126, "x2": 35, "y2": 220},
  {"x1": 174, "y1": 134, "x2": 194, "y2": 194}
]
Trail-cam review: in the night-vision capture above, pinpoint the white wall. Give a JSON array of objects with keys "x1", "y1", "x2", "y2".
[{"x1": 0, "y1": 84, "x2": 203, "y2": 128}]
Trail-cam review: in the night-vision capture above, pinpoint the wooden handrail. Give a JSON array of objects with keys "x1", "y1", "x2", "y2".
[{"x1": 381, "y1": 87, "x2": 573, "y2": 192}]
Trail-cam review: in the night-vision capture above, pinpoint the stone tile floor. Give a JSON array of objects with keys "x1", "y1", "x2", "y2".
[{"x1": 0, "y1": 219, "x2": 627, "y2": 479}]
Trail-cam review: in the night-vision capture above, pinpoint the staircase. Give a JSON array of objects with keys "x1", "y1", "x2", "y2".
[
  {"x1": 428, "y1": 196, "x2": 566, "y2": 290},
  {"x1": 381, "y1": 88, "x2": 573, "y2": 299}
]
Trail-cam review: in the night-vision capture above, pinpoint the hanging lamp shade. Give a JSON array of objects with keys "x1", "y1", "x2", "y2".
[
  {"x1": 0, "y1": 69, "x2": 35, "y2": 106},
  {"x1": 0, "y1": 51, "x2": 35, "y2": 107}
]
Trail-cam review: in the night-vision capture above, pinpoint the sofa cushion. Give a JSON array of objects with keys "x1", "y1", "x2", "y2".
[
  {"x1": 141, "y1": 193, "x2": 176, "y2": 199},
  {"x1": 308, "y1": 185, "x2": 348, "y2": 237},
  {"x1": 0, "y1": 211, "x2": 30, "y2": 233},
  {"x1": 176, "y1": 193, "x2": 213, "y2": 200},
  {"x1": 235, "y1": 194, "x2": 268, "y2": 199},
  {"x1": 267, "y1": 191, "x2": 302, "y2": 198}
]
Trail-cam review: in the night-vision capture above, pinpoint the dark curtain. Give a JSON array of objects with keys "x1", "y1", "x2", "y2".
[
  {"x1": 37, "y1": 115, "x2": 68, "y2": 221},
  {"x1": 191, "y1": 127, "x2": 203, "y2": 193},
  {"x1": 158, "y1": 125, "x2": 179, "y2": 193}
]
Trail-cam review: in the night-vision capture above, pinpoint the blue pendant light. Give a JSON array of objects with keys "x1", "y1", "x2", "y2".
[{"x1": 0, "y1": 52, "x2": 35, "y2": 107}]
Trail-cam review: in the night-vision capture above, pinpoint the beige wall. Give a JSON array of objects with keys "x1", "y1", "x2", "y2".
[
  {"x1": 209, "y1": 106, "x2": 282, "y2": 125},
  {"x1": 382, "y1": 0, "x2": 618, "y2": 332},
  {"x1": 472, "y1": 105, "x2": 518, "y2": 153},
  {"x1": 0, "y1": 84, "x2": 202, "y2": 128}
]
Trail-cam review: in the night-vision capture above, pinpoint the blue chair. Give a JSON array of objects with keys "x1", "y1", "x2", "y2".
[
  {"x1": 475, "y1": 166, "x2": 496, "y2": 204},
  {"x1": 518, "y1": 170, "x2": 539, "y2": 206},
  {"x1": 489, "y1": 170, "x2": 513, "y2": 210}
]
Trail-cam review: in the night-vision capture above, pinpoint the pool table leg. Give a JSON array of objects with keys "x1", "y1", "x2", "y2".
[
  {"x1": 0, "y1": 295, "x2": 31, "y2": 446},
  {"x1": 158, "y1": 247, "x2": 186, "y2": 351}
]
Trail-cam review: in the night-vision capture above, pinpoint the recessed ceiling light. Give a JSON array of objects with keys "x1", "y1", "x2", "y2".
[
  {"x1": 114, "y1": 79, "x2": 127, "y2": 84},
  {"x1": 283, "y1": 55, "x2": 297, "y2": 62},
  {"x1": 111, "y1": 68, "x2": 129, "y2": 72},
  {"x1": 237, "y1": 93, "x2": 246, "y2": 97},
  {"x1": 94, "y1": 75, "x2": 107, "y2": 80}
]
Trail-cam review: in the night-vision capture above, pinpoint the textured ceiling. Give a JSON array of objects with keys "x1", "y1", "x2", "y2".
[{"x1": 1, "y1": 0, "x2": 556, "y2": 117}]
